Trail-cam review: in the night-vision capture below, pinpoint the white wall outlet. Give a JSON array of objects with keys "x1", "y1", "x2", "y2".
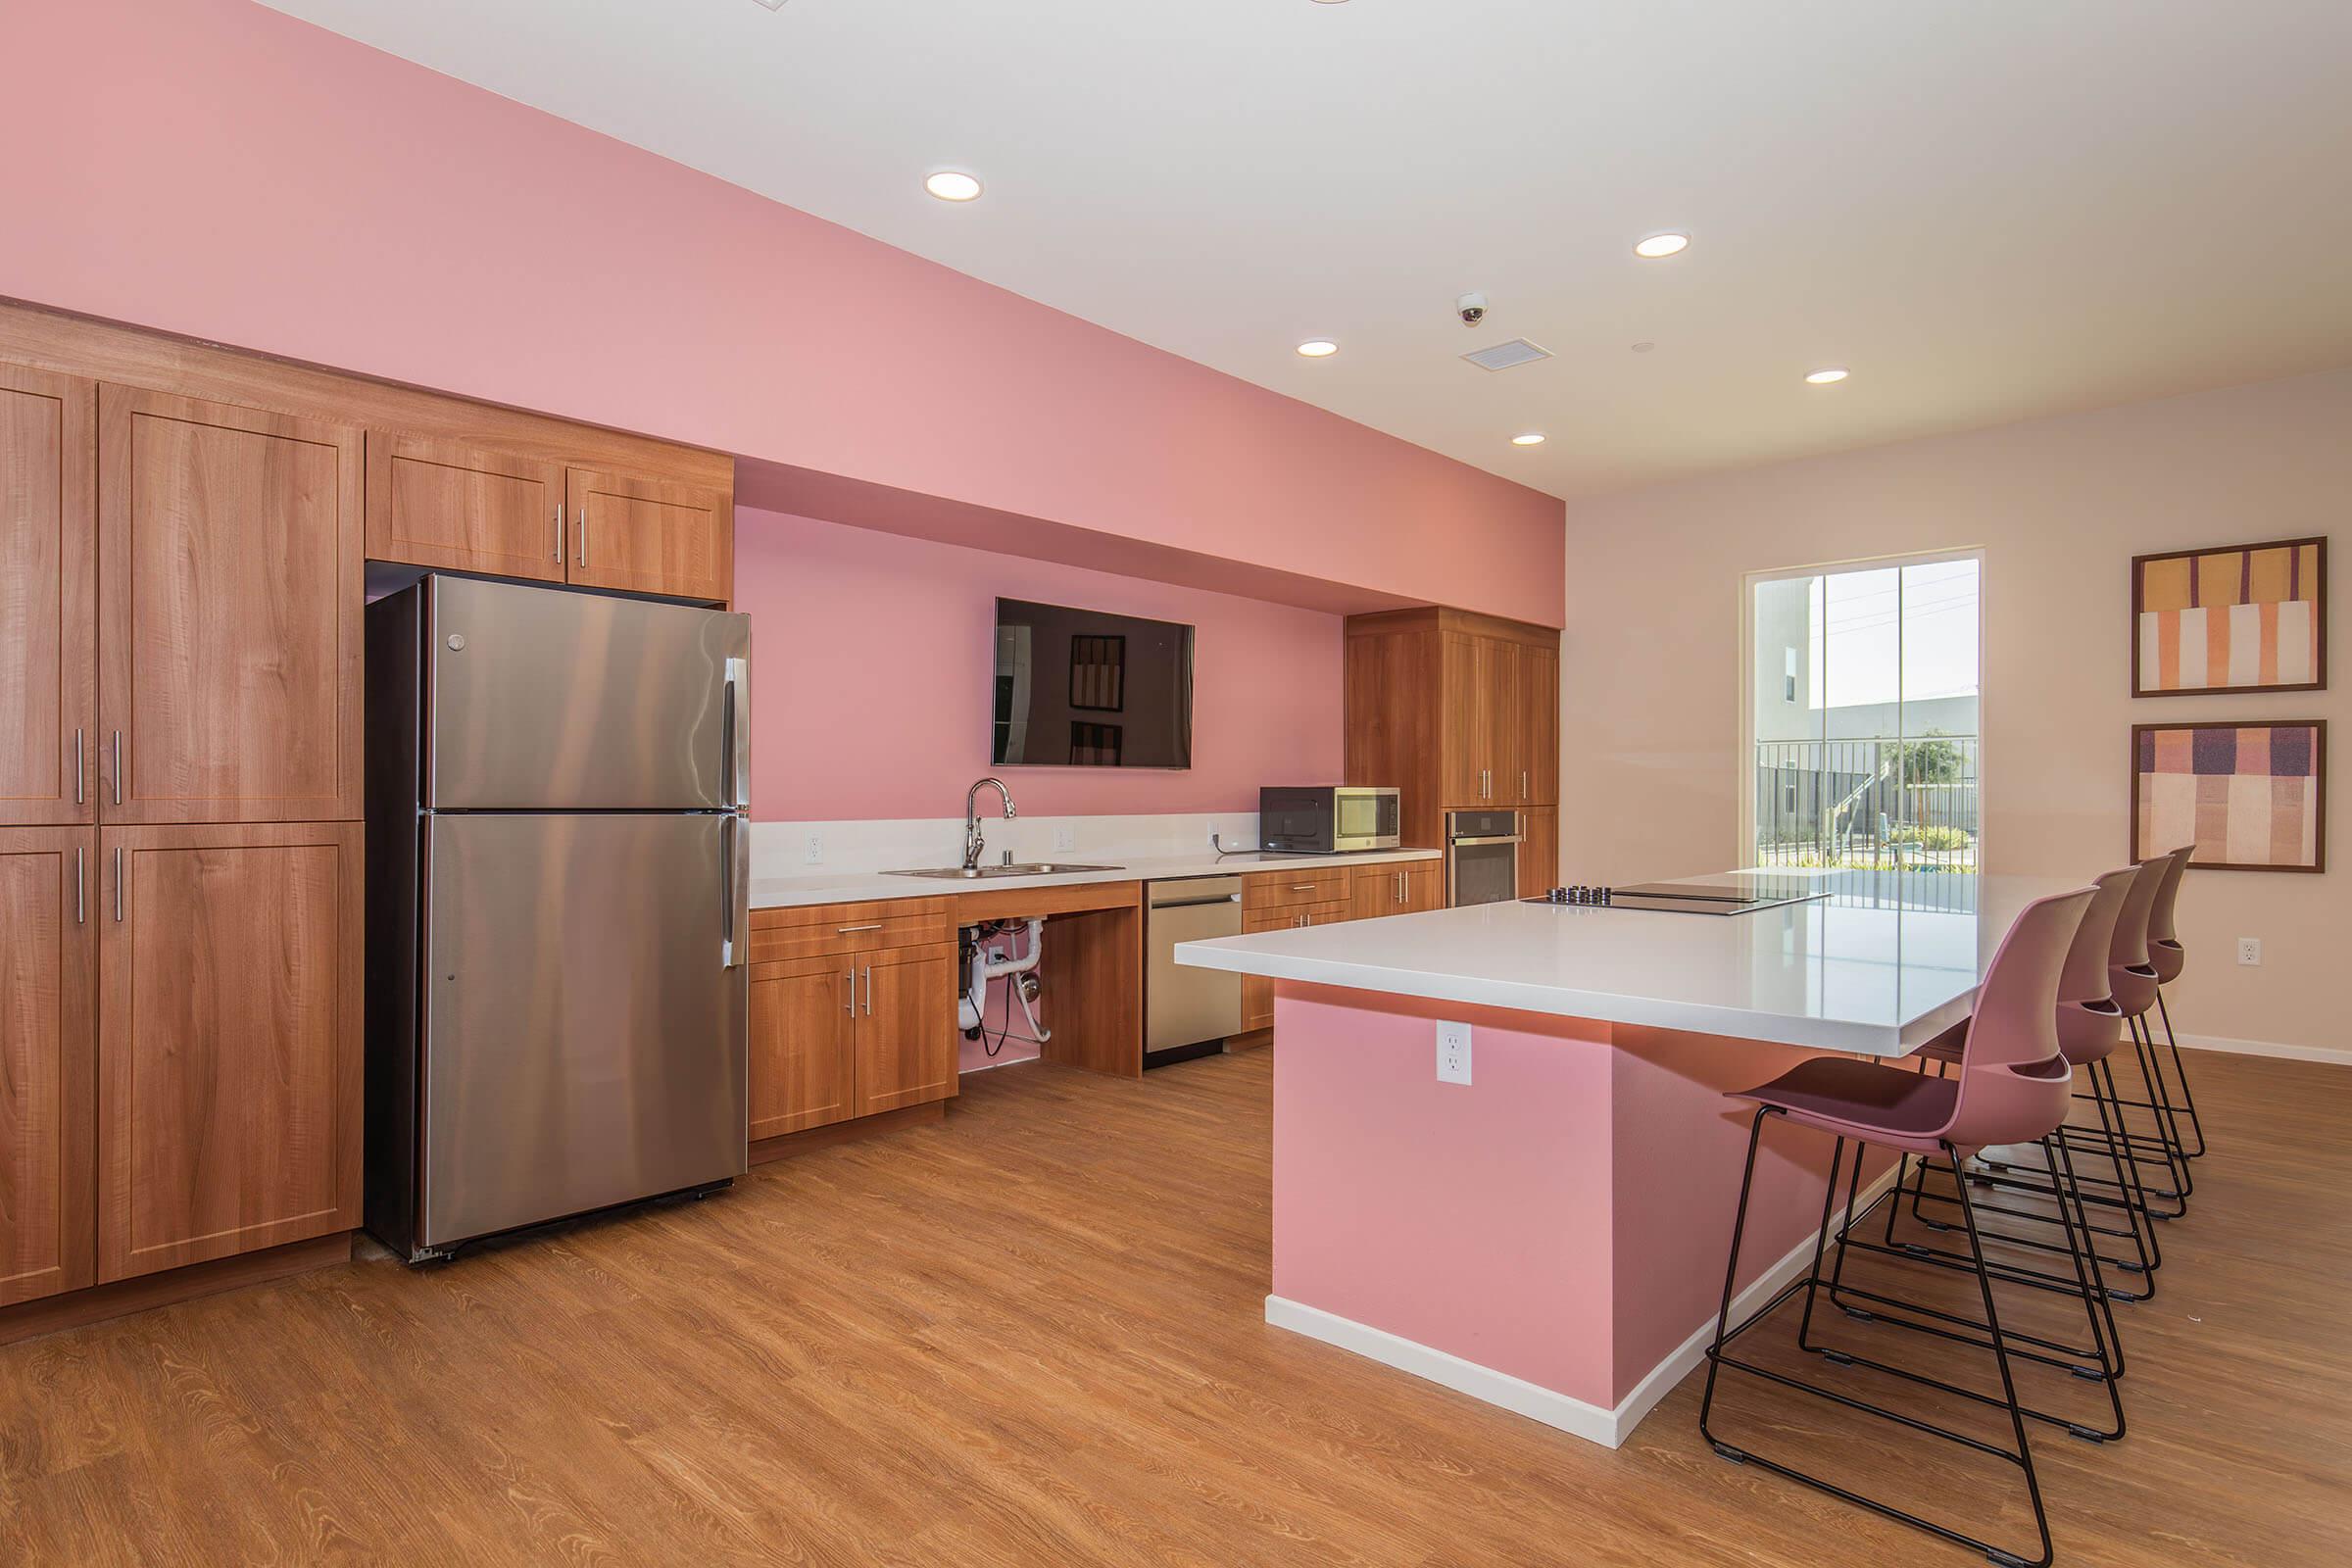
[
  {"x1": 803, "y1": 832, "x2": 823, "y2": 865},
  {"x1": 1054, "y1": 823, "x2": 1077, "y2": 853},
  {"x1": 2237, "y1": 936, "x2": 2262, "y2": 966},
  {"x1": 1437, "y1": 1020, "x2": 1473, "y2": 1085}
]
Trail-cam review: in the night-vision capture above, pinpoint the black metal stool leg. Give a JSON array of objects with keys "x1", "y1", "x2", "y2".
[{"x1": 2151, "y1": 987, "x2": 2208, "y2": 1158}]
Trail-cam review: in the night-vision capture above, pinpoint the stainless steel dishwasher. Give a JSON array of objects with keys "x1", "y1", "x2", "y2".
[{"x1": 1145, "y1": 875, "x2": 1245, "y2": 1067}]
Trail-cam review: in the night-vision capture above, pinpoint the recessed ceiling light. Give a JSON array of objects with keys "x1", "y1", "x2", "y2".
[
  {"x1": 1296, "y1": 339, "x2": 1339, "y2": 358},
  {"x1": 1634, "y1": 231, "x2": 1690, "y2": 259},
  {"x1": 1804, "y1": 367, "x2": 1850, "y2": 384},
  {"x1": 1510, "y1": 432, "x2": 1547, "y2": 447},
  {"x1": 924, "y1": 171, "x2": 983, "y2": 202}
]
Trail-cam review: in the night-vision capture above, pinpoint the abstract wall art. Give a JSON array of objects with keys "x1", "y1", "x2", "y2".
[
  {"x1": 2132, "y1": 720, "x2": 2327, "y2": 872},
  {"x1": 2132, "y1": 536, "x2": 2326, "y2": 696}
]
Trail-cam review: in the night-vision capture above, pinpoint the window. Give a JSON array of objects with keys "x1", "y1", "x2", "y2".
[{"x1": 1748, "y1": 552, "x2": 1981, "y2": 871}]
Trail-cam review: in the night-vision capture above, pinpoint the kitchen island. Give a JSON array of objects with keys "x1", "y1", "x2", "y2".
[{"x1": 1174, "y1": 869, "x2": 2071, "y2": 1446}]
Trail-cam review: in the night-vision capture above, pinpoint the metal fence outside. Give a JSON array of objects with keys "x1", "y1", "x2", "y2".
[{"x1": 1754, "y1": 735, "x2": 1979, "y2": 870}]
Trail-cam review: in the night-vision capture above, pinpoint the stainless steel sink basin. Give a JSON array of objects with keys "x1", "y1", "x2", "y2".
[{"x1": 882, "y1": 861, "x2": 1123, "y2": 880}]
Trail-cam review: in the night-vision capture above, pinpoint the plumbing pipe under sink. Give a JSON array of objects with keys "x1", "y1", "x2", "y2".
[{"x1": 961, "y1": 918, "x2": 1049, "y2": 1048}]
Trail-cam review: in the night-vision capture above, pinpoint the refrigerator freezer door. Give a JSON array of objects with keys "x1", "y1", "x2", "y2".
[
  {"x1": 423, "y1": 575, "x2": 751, "y2": 809},
  {"x1": 419, "y1": 812, "x2": 749, "y2": 1250}
]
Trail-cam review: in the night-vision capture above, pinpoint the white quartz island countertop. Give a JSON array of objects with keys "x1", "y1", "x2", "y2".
[
  {"x1": 749, "y1": 846, "x2": 1443, "y2": 911},
  {"x1": 1175, "y1": 869, "x2": 2082, "y2": 1056}
]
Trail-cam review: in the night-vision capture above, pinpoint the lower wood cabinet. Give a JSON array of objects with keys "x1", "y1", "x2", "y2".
[
  {"x1": 1517, "y1": 808, "x2": 1559, "y2": 900},
  {"x1": 747, "y1": 905, "x2": 959, "y2": 1142},
  {"x1": 0, "y1": 828, "x2": 96, "y2": 1307},
  {"x1": 1350, "y1": 860, "x2": 1443, "y2": 919},
  {"x1": 97, "y1": 823, "x2": 363, "y2": 1282}
]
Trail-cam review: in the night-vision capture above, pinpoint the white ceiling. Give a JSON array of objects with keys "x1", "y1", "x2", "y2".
[{"x1": 259, "y1": 0, "x2": 2352, "y2": 500}]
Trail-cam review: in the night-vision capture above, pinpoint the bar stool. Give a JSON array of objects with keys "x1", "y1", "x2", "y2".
[
  {"x1": 2142, "y1": 846, "x2": 2207, "y2": 1159},
  {"x1": 2077, "y1": 851, "x2": 2193, "y2": 1217},
  {"x1": 1836, "y1": 866, "x2": 2139, "y2": 1400},
  {"x1": 1699, "y1": 886, "x2": 2094, "y2": 1568}
]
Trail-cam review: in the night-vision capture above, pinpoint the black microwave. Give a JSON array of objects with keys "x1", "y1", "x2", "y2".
[{"x1": 1258, "y1": 786, "x2": 1402, "y2": 854}]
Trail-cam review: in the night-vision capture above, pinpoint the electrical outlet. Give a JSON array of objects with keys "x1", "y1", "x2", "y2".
[
  {"x1": 803, "y1": 832, "x2": 823, "y2": 864},
  {"x1": 2237, "y1": 936, "x2": 2262, "y2": 966},
  {"x1": 1437, "y1": 1020, "x2": 1473, "y2": 1085},
  {"x1": 1054, "y1": 823, "x2": 1077, "y2": 853}
]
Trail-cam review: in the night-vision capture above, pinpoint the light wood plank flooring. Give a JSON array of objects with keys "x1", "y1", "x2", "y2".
[{"x1": 2, "y1": 1047, "x2": 2346, "y2": 1566}]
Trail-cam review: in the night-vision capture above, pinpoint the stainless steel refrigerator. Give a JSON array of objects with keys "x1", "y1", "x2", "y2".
[{"x1": 366, "y1": 575, "x2": 752, "y2": 1262}]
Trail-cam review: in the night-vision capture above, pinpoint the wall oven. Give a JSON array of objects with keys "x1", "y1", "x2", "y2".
[
  {"x1": 1259, "y1": 786, "x2": 1401, "y2": 854},
  {"x1": 1445, "y1": 808, "x2": 1521, "y2": 906}
]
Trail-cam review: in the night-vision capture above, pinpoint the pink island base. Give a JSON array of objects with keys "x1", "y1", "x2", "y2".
[{"x1": 1265, "y1": 984, "x2": 1898, "y2": 1447}]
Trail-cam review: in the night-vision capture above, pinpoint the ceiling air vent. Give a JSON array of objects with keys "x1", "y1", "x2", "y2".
[{"x1": 1461, "y1": 338, "x2": 1553, "y2": 371}]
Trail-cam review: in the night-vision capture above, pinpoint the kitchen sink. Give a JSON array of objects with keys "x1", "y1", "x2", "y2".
[{"x1": 882, "y1": 861, "x2": 1124, "y2": 880}]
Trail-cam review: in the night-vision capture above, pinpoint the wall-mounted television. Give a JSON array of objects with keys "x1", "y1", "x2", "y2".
[{"x1": 991, "y1": 598, "x2": 1194, "y2": 769}]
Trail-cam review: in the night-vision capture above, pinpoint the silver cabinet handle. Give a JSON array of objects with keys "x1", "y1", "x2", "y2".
[
  {"x1": 861, "y1": 964, "x2": 873, "y2": 1015},
  {"x1": 74, "y1": 729, "x2": 83, "y2": 806},
  {"x1": 837, "y1": 922, "x2": 883, "y2": 934},
  {"x1": 1289, "y1": 883, "x2": 1316, "y2": 892},
  {"x1": 1522, "y1": 769, "x2": 1530, "y2": 801},
  {"x1": 110, "y1": 730, "x2": 122, "y2": 805},
  {"x1": 553, "y1": 502, "x2": 564, "y2": 564},
  {"x1": 112, "y1": 845, "x2": 123, "y2": 922},
  {"x1": 843, "y1": 970, "x2": 855, "y2": 1015},
  {"x1": 575, "y1": 506, "x2": 588, "y2": 567},
  {"x1": 1395, "y1": 870, "x2": 1403, "y2": 905},
  {"x1": 74, "y1": 845, "x2": 84, "y2": 924}
]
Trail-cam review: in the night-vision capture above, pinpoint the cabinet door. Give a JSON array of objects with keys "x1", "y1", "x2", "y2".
[
  {"x1": 1488, "y1": 639, "x2": 1522, "y2": 809},
  {"x1": 1, "y1": 366, "x2": 95, "y2": 827},
  {"x1": 1516, "y1": 808, "x2": 1559, "y2": 900},
  {"x1": 1238, "y1": 907, "x2": 1295, "y2": 1032},
  {"x1": 1517, "y1": 644, "x2": 1558, "y2": 807},
  {"x1": 1400, "y1": 861, "x2": 1445, "y2": 912},
  {"x1": 0, "y1": 828, "x2": 95, "y2": 1306},
  {"x1": 366, "y1": 433, "x2": 564, "y2": 582},
  {"x1": 1349, "y1": 863, "x2": 1396, "y2": 920},
  {"x1": 98, "y1": 387, "x2": 362, "y2": 824},
  {"x1": 750, "y1": 956, "x2": 858, "y2": 1139},
  {"x1": 566, "y1": 466, "x2": 730, "y2": 603},
  {"x1": 97, "y1": 823, "x2": 362, "y2": 1281},
  {"x1": 1441, "y1": 633, "x2": 1494, "y2": 806},
  {"x1": 853, "y1": 945, "x2": 957, "y2": 1116}
]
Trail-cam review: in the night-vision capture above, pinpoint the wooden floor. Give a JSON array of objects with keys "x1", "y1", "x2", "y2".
[{"x1": 2, "y1": 1046, "x2": 2347, "y2": 1566}]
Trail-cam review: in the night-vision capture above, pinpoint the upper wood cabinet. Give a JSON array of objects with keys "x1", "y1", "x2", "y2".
[
  {"x1": 0, "y1": 827, "x2": 96, "y2": 1307},
  {"x1": 96, "y1": 822, "x2": 363, "y2": 1282},
  {"x1": 566, "y1": 466, "x2": 731, "y2": 604},
  {"x1": 366, "y1": 433, "x2": 564, "y2": 583},
  {"x1": 0, "y1": 366, "x2": 95, "y2": 827},
  {"x1": 1348, "y1": 608, "x2": 1561, "y2": 838},
  {"x1": 97, "y1": 387, "x2": 363, "y2": 824}
]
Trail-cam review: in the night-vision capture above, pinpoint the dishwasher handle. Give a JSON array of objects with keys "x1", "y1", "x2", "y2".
[{"x1": 1152, "y1": 893, "x2": 1243, "y2": 908}]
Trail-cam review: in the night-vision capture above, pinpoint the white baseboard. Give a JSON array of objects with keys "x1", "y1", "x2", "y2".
[
  {"x1": 2175, "y1": 1032, "x2": 2352, "y2": 1068},
  {"x1": 1264, "y1": 1167, "x2": 1898, "y2": 1449}
]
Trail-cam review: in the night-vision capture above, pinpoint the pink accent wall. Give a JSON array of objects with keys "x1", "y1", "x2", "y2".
[
  {"x1": 737, "y1": 508, "x2": 1343, "y2": 820},
  {"x1": 0, "y1": 0, "x2": 1566, "y2": 628},
  {"x1": 1273, "y1": 985, "x2": 1870, "y2": 1413}
]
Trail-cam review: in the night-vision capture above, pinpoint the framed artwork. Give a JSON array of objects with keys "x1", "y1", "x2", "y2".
[
  {"x1": 2132, "y1": 536, "x2": 2326, "y2": 696},
  {"x1": 2132, "y1": 720, "x2": 2327, "y2": 872}
]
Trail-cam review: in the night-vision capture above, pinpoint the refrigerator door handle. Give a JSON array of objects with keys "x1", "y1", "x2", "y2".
[
  {"x1": 722, "y1": 657, "x2": 751, "y2": 809},
  {"x1": 720, "y1": 813, "x2": 750, "y2": 968}
]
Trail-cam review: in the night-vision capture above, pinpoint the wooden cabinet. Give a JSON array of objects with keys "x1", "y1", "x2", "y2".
[
  {"x1": 854, "y1": 946, "x2": 959, "y2": 1116},
  {"x1": 366, "y1": 433, "x2": 564, "y2": 583},
  {"x1": 748, "y1": 899, "x2": 959, "y2": 1141},
  {"x1": 97, "y1": 387, "x2": 363, "y2": 825},
  {"x1": 1349, "y1": 860, "x2": 1444, "y2": 920},
  {"x1": 96, "y1": 823, "x2": 362, "y2": 1282},
  {"x1": 566, "y1": 466, "x2": 730, "y2": 604},
  {"x1": 1349, "y1": 609, "x2": 1559, "y2": 834},
  {"x1": 0, "y1": 828, "x2": 96, "y2": 1306},
  {"x1": 1517, "y1": 808, "x2": 1559, "y2": 900},
  {"x1": 0, "y1": 366, "x2": 95, "y2": 828},
  {"x1": 748, "y1": 957, "x2": 857, "y2": 1139},
  {"x1": 1517, "y1": 645, "x2": 1558, "y2": 807}
]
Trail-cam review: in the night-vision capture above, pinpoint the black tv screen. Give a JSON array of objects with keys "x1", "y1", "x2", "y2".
[{"x1": 991, "y1": 598, "x2": 1194, "y2": 769}]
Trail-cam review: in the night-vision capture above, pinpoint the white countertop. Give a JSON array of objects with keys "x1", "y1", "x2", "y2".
[
  {"x1": 750, "y1": 846, "x2": 1443, "y2": 910},
  {"x1": 1174, "y1": 869, "x2": 2083, "y2": 1056}
]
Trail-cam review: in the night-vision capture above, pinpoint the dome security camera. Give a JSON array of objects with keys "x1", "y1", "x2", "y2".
[{"x1": 1456, "y1": 291, "x2": 1489, "y2": 327}]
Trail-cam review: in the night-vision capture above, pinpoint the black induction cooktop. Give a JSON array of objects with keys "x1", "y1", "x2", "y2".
[{"x1": 1525, "y1": 875, "x2": 1831, "y2": 915}]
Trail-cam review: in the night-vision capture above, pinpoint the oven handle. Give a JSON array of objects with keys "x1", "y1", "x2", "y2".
[{"x1": 1447, "y1": 834, "x2": 1523, "y2": 847}]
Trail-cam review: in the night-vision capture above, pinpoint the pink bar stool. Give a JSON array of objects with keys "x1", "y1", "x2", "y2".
[
  {"x1": 2077, "y1": 850, "x2": 2193, "y2": 1216},
  {"x1": 2141, "y1": 846, "x2": 2207, "y2": 1158},
  {"x1": 1699, "y1": 886, "x2": 2094, "y2": 1568}
]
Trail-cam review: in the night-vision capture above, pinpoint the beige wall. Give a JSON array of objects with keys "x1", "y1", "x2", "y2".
[{"x1": 1563, "y1": 367, "x2": 2349, "y2": 1052}]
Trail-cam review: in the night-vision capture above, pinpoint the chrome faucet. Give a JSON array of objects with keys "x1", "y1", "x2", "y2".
[{"x1": 962, "y1": 777, "x2": 1017, "y2": 870}]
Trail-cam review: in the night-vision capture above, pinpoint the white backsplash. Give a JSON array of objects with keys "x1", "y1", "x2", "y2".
[{"x1": 749, "y1": 811, "x2": 1260, "y2": 880}]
